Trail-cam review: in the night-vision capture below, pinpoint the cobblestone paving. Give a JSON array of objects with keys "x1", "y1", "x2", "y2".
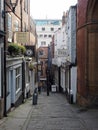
[
  {"x1": 0, "y1": 92, "x2": 98, "y2": 130},
  {"x1": 25, "y1": 93, "x2": 89, "y2": 130}
]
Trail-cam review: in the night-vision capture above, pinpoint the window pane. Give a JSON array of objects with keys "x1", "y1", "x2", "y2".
[{"x1": 15, "y1": 67, "x2": 21, "y2": 91}]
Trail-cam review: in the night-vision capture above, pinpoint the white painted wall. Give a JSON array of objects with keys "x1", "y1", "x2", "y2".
[
  {"x1": 61, "y1": 68, "x2": 65, "y2": 92},
  {"x1": 36, "y1": 22, "x2": 61, "y2": 48},
  {"x1": 53, "y1": 24, "x2": 68, "y2": 67},
  {"x1": 53, "y1": 6, "x2": 77, "y2": 96},
  {"x1": 71, "y1": 67, "x2": 77, "y2": 103},
  {"x1": 67, "y1": 6, "x2": 76, "y2": 64}
]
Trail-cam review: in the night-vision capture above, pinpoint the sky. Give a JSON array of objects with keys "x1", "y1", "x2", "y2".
[{"x1": 30, "y1": 0, "x2": 77, "y2": 19}]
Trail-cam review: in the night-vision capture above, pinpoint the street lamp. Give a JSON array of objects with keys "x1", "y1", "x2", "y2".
[
  {"x1": 46, "y1": 69, "x2": 49, "y2": 96},
  {"x1": 10, "y1": 0, "x2": 18, "y2": 12}
]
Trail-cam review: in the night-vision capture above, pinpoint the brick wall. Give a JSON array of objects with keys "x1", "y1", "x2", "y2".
[
  {"x1": 77, "y1": 0, "x2": 88, "y2": 28},
  {"x1": 77, "y1": 0, "x2": 98, "y2": 107},
  {"x1": 38, "y1": 47, "x2": 48, "y2": 78}
]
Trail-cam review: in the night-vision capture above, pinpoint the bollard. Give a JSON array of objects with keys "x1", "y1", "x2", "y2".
[
  {"x1": 32, "y1": 91, "x2": 38, "y2": 105},
  {"x1": 70, "y1": 90, "x2": 73, "y2": 104},
  {"x1": 70, "y1": 93, "x2": 73, "y2": 104}
]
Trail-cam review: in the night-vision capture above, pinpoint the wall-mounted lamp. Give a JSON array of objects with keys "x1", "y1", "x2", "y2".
[
  {"x1": 2, "y1": 0, "x2": 18, "y2": 17},
  {"x1": 10, "y1": 0, "x2": 18, "y2": 12}
]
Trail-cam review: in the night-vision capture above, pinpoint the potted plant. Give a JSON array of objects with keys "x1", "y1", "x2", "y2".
[
  {"x1": 18, "y1": 44, "x2": 26, "y2": 55},
  {"x1": 7, "y1": 43, "x2": 26, "y2": 56},
  {"x1": 8, "y1": 43, "x2": 19, "y2": 56}
]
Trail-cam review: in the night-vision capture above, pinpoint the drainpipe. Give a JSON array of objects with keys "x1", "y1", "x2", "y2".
[
  {"x1": 69, "y1": 67, "x2": 71, "y2": 102},
  {"x1": 20, "y1": 0, "x2": 23, "y2": 32},
  {"x1": 22, "y1": 60, "x2": 25, "y2": 102},
  {"x1": 4, "y1": 0, "x2": 7, "y2": 117},
  {"x1": 58, "y1": 67, "x2": 61, "y2": 92}
]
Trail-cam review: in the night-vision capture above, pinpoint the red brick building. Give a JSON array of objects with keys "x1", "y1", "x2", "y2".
[
  {"x1": 77, "y1": 0, "x2": 98, "y2": 106},
  {"x1": 37, "y1": 47, "x2": 48, "y2": 81}
]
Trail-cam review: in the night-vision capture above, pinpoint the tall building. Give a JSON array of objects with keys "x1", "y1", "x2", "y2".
[
  {"x1": 35, "y1": 19, "x2": 62, "y2": 84},
  {"x1": 35, "y1": 19, "x2": 62, "y2": 48}
]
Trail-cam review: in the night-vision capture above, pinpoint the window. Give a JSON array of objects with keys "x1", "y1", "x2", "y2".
[
  {"x1": 24, "y1": 23, "x2": 27, "y2": 32},
  {"x1": 39, "y1": 34, "x2": 43, "y2": 37},
  {"x1": 48, "y1": 35, "x2": 52, "y2": 38},
  {"x1": 44, "y1": 34, "x2": 47, "y2": 38},
  {"x1": 41, "y1": 41, "x2": 46, "y2": 46},
  {"x1": 14, "y1": 20, "x2": 19, "y2": 31},
  {"x1": 7, "y1": 14, "x2": 12, "y2": 42},
  {"x1": 40, "y1": 61, "x2": 43, "y2": 65},
  {"x1": 42, "y1": 27, "x2": 45, "y2": 31},
  {"x1": 45, "y1": 60, "x2": 48, "y2": 64},
  {"x1": 39, "y1": 50, "x2": 44, "y2": 56},
  {"x1": 15, "y1": 67, "x2": 21, "y2": 92},
  {"x1": 24, "y1": 0, "x2": 28, "y2": 13},
  {"x1": 51, "y1": 27, "x2": 54, "y2": 31}
]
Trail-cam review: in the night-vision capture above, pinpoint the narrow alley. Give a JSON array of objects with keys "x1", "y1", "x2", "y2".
[{"x1": 0, "y1": 92, "x2": 98, "y2": 130}]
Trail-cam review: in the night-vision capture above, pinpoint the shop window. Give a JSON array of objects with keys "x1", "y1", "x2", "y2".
[{"x1": 15, "y1": 67, "x2": 21, "y2": 92}]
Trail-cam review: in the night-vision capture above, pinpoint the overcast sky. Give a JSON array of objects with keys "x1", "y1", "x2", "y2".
[{"x1": 30, "y1": 0, "x2": 77, "y2": 19}]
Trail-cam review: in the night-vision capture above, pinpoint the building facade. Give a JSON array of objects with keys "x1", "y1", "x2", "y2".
[
  {"x1": 35, "y1": 19, "x2": 62, "y2": 84},
  {"x1": 5, "y1": 0, "x2": 30, "y2": 113},
  {"x1": 0, "y1": 0, "x2": 5, "y2": 118},
  {"x1": 52, "y1": 6, "x2": 77, "y2": 103},
  {"x1": 4, "y1": 0, "x2": 37, "y2": 115},
  {"x1": 77, "y1": 0, "x2": 98, "y2": 106},
  {"x1": 35, "y1": 19, "x2": 62, "y2": 48},
  {"x1": 65, "y1": 6, "x2": 77, "y2": 103}
]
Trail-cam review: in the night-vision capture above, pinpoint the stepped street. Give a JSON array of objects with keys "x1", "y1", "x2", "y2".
[{"x1": 0, "y1": 92, "x2": 98, "y2": 130}]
